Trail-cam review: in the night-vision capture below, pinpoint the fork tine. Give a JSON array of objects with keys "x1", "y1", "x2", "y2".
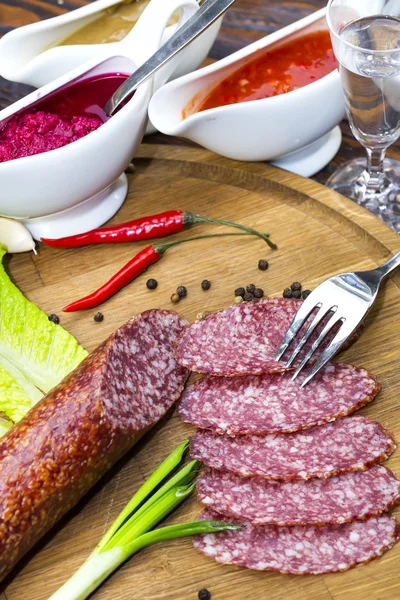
[
  {"x1": 291, "y1": 310, "x2": 342, "y2": 380},
  {"x1": 274, "y1": 300, "x2": 320, "y2": 361},
  {"x1": 284, "y1": 304, "x2": 335, "y2": 367},
  {"x1": 300, "y1": 321, "x2": 355, "y2": 387}
]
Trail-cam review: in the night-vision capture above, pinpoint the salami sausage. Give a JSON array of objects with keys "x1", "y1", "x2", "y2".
[
  {"x1": 190, "y1": 416, "x2": 396, "y2": 480},
  {"x1": 175, "y1": 298, "x2": 362, "y2": 376},
  {"x1": 0, "y1": 309, "x2": 189, "y2": 581},
  {"x1": 197, "y1": 466, "x2": 400, "y2": 526},
  {"x1": 193, "y1": 509, "x2": 400, "y2": 575},
  {"x1": 179, "y1": 362, "x2": 380, "y2": 435}
]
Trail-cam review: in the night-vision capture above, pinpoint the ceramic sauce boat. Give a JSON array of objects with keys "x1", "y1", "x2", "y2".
[
  {"x1": 0, "y1": 0, "x2": 198, "y2": 240},
  {"x1": 0, "y1": 0, "x2": 221, "y2": 95},
  {"x1": 148, "y1": 8, "x2": 346, "y2": 177}
]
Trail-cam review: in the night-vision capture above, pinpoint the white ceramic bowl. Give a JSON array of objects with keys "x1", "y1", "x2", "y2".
[
  {"x1": 149, "y1": 8, "x2": 346, "y2": 164},
  {"x1": 0, "y1": 0, "x2": 221, "y2": 95},
  {"x1": 0, "y1": 0, "x2": 198, "y2": 240}
]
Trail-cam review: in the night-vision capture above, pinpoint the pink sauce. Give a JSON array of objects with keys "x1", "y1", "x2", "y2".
[{"x1": 0, "y1": 72, "x2": 129, "y2": 163}]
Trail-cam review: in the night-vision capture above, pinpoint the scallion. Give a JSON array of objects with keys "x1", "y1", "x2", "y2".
[
  {"x1": 48, "y1": 442, "x2": 239, "y2": 600},
  {"x1": 95, "y1": 438, "x2": 190, "y2": 553}
]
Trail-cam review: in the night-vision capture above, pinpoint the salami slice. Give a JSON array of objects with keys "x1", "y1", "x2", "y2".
[
  {"x1": 193, "y1": 509, "x2": 400, "y2": 575},
  {"x1": 179, "y1": 362, "x2": 380, "y2": 435},
  {"x1": 0, "y1": 309, "x2": 189, "y2": 581},
  {"x1": 175, "y1": 298, "x2": 362, "y2": 376},
  {"x1": 190, "y1": 416, "x2": 396, "y2": 480},
  {"x1": 197, "y1": 466, "x2": 400, "y2": 526}
]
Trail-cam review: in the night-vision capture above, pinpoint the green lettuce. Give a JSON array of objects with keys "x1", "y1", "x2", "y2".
[
  {"x1": 0, "y1": 356, "x2": 43, "y2": 422},
  {"x1": 0, "y1": 416, "x2": 13, "y2": 438},
  {"x1": 0, "y1": 247, "x2": 88, "y2": 422}
]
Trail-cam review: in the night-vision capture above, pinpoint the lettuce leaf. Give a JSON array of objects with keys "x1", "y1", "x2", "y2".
[
  {"x1": 0, "y1": 416, "x2": 13, "y2": 438},
  {"x1": 0, "y1": 355, "x2": 43, "y2": 422},
  {"x1": 0, "y1": 247, "x2": 88, "y2": 418}
]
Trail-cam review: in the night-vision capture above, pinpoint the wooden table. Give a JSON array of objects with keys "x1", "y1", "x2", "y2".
[
  {"x1": 2, "y1": 0, "x2": 400, "y2": 187},
  {"x1": 1, "y1": 4, "x2": 400, "y2": 600}
]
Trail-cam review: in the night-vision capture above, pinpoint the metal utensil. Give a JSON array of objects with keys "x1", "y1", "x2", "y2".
[
  {"x1": 104, "y1": 0, "x2": 236, "y2": 116},
  {"x1": 275, "y1": 251, "x2": 400, "y2": 386}
]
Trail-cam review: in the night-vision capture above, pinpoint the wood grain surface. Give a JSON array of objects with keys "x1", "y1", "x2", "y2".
[
  {"x1": 1, "y1": 2, "x2": 400, "y2": 599},
  {"x1": 0, "y1": 144, "x2": 399, "y2": 600},
  {"x1": 1, "y1": 0, "x2": 400, "y2": 186}
]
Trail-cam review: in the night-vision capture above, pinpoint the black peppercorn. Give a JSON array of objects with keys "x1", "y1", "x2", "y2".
[
  {"x1": 283, "y1": 288, "x2": 293, "y2": 299},
  {"x1": 201, "y1": 280, "x2": 211, "y2": 291},
  {"x1": 146, "y1": 278, "x2": 158, "y2": 290},
  {"x1": 234, "y1": 287, "x2": 245, "y2": 297},
  {"x1": 292, "y1": 290, "x2": 302, "y2": 299},
  {"x1": 246, "y1": 284, "x2": 256, "y2": 294},
  {"x1": 198, "y1": 590, "x2": 211, "y2": 600},
  {"x1": 258, "y1": 259, "x2": 269, "y2": 271},
  {"x1": 302, "y1": 289, "x2": 312, "y2": 300},
  {"x1": 243, "y1": 291, "x2": 254, "y2": 301},
  {"x1": 94, "y1": 312, "x2": 104, "y2": 323},
  {"x1": 48, "y1": 314, "x2": 60, "y2": 325},
  {"x1": 291, "y1": 282, "x2": 302, "y2": 292},
  {"x1": 176, "y1": 285, "x2": 187, "y2": 298},
  {"x1": 253, "y1": 288, "x2": 264, "y2": 298}
]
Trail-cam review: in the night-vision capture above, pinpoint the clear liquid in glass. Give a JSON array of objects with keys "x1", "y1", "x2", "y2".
[{"x1": 337, "y1": 15, "x2": 400, "y2": 149}]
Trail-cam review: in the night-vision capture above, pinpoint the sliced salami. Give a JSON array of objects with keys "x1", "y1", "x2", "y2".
[
  {"x1": 175, "y1": 298, "x2": 362, "y2": 376},
  {"x1": 197, "y1": 466, "x2": 400, "y2": 526},
  {"x1": 193, "y1": 509, "x2": 400, "y2": 575},
  {"x1": 190, "y1": 416, "x2": 396, "y2": 480},
  {"x1": 179, "y1": 362, "x2": 380, "y2": 435}
]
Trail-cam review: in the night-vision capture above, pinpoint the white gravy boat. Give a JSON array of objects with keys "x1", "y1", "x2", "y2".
[
  {"x1": 0, "y1": 0, "x2": 221, "y2": 100},
  {"x1": 149, "y1": 8, "x2": 346, "y2": 176},
  {"x1": 0, "y1": 0, "x2": 198, "y2": 240}
]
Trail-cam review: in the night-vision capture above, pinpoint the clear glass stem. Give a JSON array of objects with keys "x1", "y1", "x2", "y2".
[{"x1": 365, "y1": 146, "x2": 387, "y2": 194}]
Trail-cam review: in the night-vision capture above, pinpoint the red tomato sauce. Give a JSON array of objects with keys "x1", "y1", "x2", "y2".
[{"x1": 197, "y1": 30, "x2": 336, "y2": 112}]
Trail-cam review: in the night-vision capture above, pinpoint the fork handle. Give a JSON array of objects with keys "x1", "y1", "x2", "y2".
[{"x1": 375, "y1": 251, "x2": 400, "y2": 279}]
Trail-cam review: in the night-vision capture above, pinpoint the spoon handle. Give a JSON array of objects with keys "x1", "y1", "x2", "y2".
[{"x1": 104, "y1": 0, "x2": 237, "y2": 116}]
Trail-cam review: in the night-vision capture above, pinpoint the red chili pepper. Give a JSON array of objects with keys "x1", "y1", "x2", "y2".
[
  {"x1": 42, "y1": 210, "x2": 276, "y2": 250},
  {"x1": 62, "y1": 233, "x2": 252, "y2": 312}
]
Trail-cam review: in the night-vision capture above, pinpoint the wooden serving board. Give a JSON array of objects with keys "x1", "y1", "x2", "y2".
[{"x1": 3, "y1": 144, "x2": 400, "y2": 600}]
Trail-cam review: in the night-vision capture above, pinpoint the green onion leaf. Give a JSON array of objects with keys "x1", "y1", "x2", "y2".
[
  {"x1": 105, "y1": 482, "x2": 195, "y2": 550},
  {"x1": 102, "y1": 461, "x2": 199, "y2": 551},
  {"x1": 95, "y1": 438, "x2": 190, "y2": 553},
  {"x1": 124, "y1": 520, "x2": 242, "y2": 555}
]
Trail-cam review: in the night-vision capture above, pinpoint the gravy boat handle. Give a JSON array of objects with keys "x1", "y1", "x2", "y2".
[
  {"x1": 0, "y1": 0, "x2": 122, "y2": 85},
  {"x1": 119, "y1": 0, "x2": 199, "y2": 67},
  {"x1": 0, "y1": 0, "x2": 198, "y2": 88},
  {"x1": 106, "y1": 0, "x2": 236, "y2": 115}
]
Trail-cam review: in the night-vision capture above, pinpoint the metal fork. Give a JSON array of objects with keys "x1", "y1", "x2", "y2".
[{"x1": 275, "y1": 251, "x2": 400, "y2": 387}]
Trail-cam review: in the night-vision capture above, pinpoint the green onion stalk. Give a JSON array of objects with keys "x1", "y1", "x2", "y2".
[{"x1": 48, "y1": 440, "x2": 240, "y2": 600}]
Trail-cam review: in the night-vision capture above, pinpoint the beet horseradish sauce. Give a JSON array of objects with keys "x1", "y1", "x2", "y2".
[
  {"x1": 195, "y1": 30, "x2": 336, "y2": 113},
  {"x1": 0, "y1": 72, "x2": 129, "y2": 163}
]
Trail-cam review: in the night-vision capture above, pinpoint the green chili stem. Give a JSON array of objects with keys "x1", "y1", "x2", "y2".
[
  {"x1": 94, "y1": 439, "x2": 190, "y2": 554},
  {"x1": 185, "y1": 212, "x2": 277, "y2": 250},
  {"x1": 154, "y1": 232, "x2": 269, "y2": 255}
]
